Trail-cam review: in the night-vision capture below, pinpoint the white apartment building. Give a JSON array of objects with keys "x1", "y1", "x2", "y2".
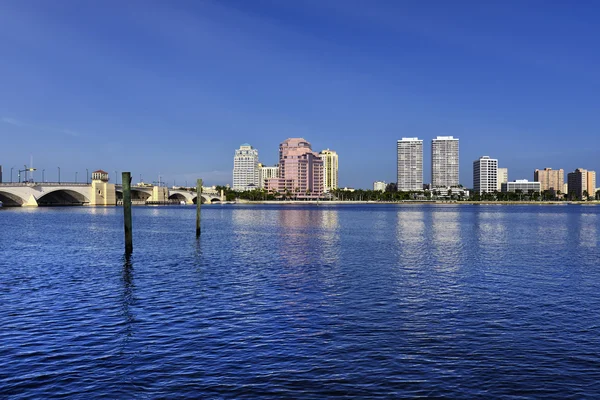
[
  {"x1": 258, "y1": 163, "x2": 279, "y2": 188},
  {"x1": 233, "y1": 143, "x2": 260, "y2": 191},
  {"x1": 497, "y1": 168, "x2": 508, "y2": 191},
  {"x1": 397, "y1": 138, "x2": 423, "y2": 191},
  {"x1": 501, "y1": 179, "x2": 541, "y2": 193},
  {"x1": 431, "y1": 136, "x2": 459, "y2": 188},
  {"x1": 319, "y1": 149, "x2": 339, "y2": 192},
  {"x1": 473, "y1": 156, "x2": 498, "y2": 194},
  {"x1": 373, "y1": 181, "x2": 386, "y2": 191}
]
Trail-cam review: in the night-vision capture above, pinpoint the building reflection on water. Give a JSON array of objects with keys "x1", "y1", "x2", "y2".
[
  {"x1": 474, "y1": 208, "x2": 509, "y2": 263},
  {"x1": 536, "y1": 211, "x2": 568, "y2": 248},
  {"x1": 395, "y1": 209, "x2": 426, "y2": 267},
  {"x1": 276, "y1": 207, "x2": 341, "y2": 267},
  {"x1": 578, "y1": 212, "x2": 598, "y2": 248},
  {"x1": 431, "y1": 208, "x2": 462, "y2": 272}
]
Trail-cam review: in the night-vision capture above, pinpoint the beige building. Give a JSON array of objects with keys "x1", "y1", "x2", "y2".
[
  {"x1": 587, "y1": 171, "x2": 596, "y2": 197},
  {"x1": 534, "y1": 168, "x2": 564, "y2": 194},
  {"x1": 258, "y1": 163, "x2": 279, "y2": 188},
  {"x1": 319, "y1": 149, "x2": 339, "y2": 192},
  {"x1": 497, "y1": 168, "x2": 508, "y2": 191},
  {"x1": 567, "y1": 168, "x2": 596, "y2": 200},
  {"x1": 90, "y1": 170, "x2": 116, "y2": 206}
]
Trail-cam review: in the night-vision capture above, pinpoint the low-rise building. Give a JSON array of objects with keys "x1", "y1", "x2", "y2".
[
  {"x1": 373, "y1": 181, "x2": 386, "y2": 191},
  {"x1": 501, "y1": 179, "x2": 541, "y2": 193}
]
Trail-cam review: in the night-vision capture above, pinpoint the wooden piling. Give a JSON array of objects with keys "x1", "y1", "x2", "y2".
[
  {"x1": 122, "y1": 172, "x2": 133, "y2": 254},
  {"x1": 196, "y1": 178, "x2": 202, "y2": 237}
]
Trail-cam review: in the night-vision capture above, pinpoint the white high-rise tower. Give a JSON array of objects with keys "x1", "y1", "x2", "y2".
[
  {"x1": 233, "y1": 144, "x2": 260, "y2": 191},
  {"x1": 397, "y1": 138, "x2": 423, "y2": 191},
  {"x1": 431, "y1": 136, "x2": 459, "y2": 188},
  {"x1": 473, "y1": 156, "x2": 498, "y2": 194}
]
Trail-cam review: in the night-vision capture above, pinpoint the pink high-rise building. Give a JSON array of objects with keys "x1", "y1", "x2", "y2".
[{"x1": 265, "y1": 138, "x2": 324, "y2": 198}]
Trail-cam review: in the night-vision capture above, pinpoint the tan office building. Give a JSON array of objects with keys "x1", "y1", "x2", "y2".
[
  {"x1": 534, "y1": 168, "x2": 564, "y2": 194},
  {"x1": 567, "y1": 168, "x2": 597, "y2": 200},
  {"x1": 319, "y1": 149, "x2": 339, "y2": 192},
  {"x1": 587, "y1": 171, "x2": 596, "y2": 197},
  {"x1": 497, "y1": 168, "x2": 508, "y2": 191}
]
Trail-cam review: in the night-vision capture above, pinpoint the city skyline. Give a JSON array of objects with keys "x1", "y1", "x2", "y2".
[{"x1": 1, "y1": 1, "x2": 599, "y2": 188}]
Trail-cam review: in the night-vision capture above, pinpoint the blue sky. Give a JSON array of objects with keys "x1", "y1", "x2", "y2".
[{"x1": 1, "y1": 0, "x2": 599, "y2": 188}]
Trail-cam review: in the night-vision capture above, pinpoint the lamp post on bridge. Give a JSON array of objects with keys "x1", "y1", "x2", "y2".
[
  {"x1": 10, "y1": 167, "x2": 14, "y2": 183},
  {"x1": 86, "y1": 169, "x2": 89, "y2": 184},
  {"x1": 75, "y1": 171, "x2": 78, "y2": 183},
  {"x1": 42, "y1": 169, "x2": 45, "y2": 183},
  {"x1": 18, "y1": 166, "x2": 36, "y2": 183},
  {"x1": 58, "y1": 167, "x2": 60, "y2": 184}
]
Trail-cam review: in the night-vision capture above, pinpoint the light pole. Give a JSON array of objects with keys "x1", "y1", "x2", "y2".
[
  {"x1": 42, "y1": 169, "x2": 45, "y2": 182},
  {"x1": 10, "y1": 167, "x2": 14, "y2": 183},
  {"x1": 75, "y1": 171, "x2": 78, "y2": 183},
  {"x1": 58, "y1": 167, "x2": 61, "y2": 183},
  {"x1": 86, "y1": 169, "x2": 89, "y2": 184}
]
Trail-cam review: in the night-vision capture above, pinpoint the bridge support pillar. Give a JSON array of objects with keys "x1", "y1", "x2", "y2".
[{"x1": 23, "y1": 194, "x2": 39, "y2": 207}]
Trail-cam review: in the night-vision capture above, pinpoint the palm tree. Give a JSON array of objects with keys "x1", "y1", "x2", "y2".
[{"x1": 515, "y1": 189, "x2": 523, "y2": 201}]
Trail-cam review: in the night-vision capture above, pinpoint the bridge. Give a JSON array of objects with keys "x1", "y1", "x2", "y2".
[{"x1": 0, "y1": 182, "x2": 222, "y2": 207}]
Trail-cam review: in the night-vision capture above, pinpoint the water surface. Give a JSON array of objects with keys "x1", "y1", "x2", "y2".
[{"x1": 1, "y1": 204, "x2": 599, "y2": 398}]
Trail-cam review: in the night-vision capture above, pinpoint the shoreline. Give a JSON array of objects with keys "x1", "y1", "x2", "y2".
[{"x1": 231, "y1": 200, "x2": 599, "y2": 206}]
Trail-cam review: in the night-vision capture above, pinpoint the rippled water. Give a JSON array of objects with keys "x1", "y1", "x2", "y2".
[{"x1": 1, "y1": 204, "x2": 600, "y2": 398}]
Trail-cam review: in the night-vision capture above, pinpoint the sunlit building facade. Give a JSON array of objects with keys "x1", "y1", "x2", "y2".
[
  {"x1": 567, "y1": 168, "x2": 596, "y2": 199},
  {"x1": 373, "y1": 181, "x2": 386, "y2": 191},
  {"x1": 431, "y1": 136, "x2": 459, "y2": 188},
  {"x1": 497, "y1": 168, "x2": 508, "y2": 191},
  {"x1": 473, "y1": 156, "x2": 498, "y2": 194},
  {"x1": 258, "y1": 163, "x2": 279, "y2": 188},
  {"x1": 319, "y1": 149, "x2": 339, "y2": 192},
  {"x1": 233, "y1": 144, "x2": 260, "y2": 191},
  {"x1": 534, "y1": 168, "x2": 564, "y2": 194},
  {"x1": 265, "y1": 138, "x2": 324, "y2": 198},
  {"x1": 501, "y1": 179, "x2": 541, "y2": 193},
  {"x1": 397, "y1": 138, "x2": 423, "y2": 191}
]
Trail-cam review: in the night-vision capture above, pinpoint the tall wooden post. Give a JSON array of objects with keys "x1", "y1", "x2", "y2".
[
  {"x1": 122, "y1": 172, "x2": 133, "y2": 254},
  {"x1": 196, "y1": 179, "x2": 203, "y2": 237}
]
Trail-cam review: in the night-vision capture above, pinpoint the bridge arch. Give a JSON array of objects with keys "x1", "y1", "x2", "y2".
[
  {"x1": 0, "y1": 190, "x2": 27, "y2": 207},
  {"x1": 115, "y1": 189, "x2": 152, "y2": 202},
  {"x1": 37, "y1": 189, "x2": 90, "y2": 206},
  {"x1": 168, "y1": 193, "x2": 188, "y2": 203},
  {"x1": 191, "y1": 195, "x2": 220, "y2": 204}
]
